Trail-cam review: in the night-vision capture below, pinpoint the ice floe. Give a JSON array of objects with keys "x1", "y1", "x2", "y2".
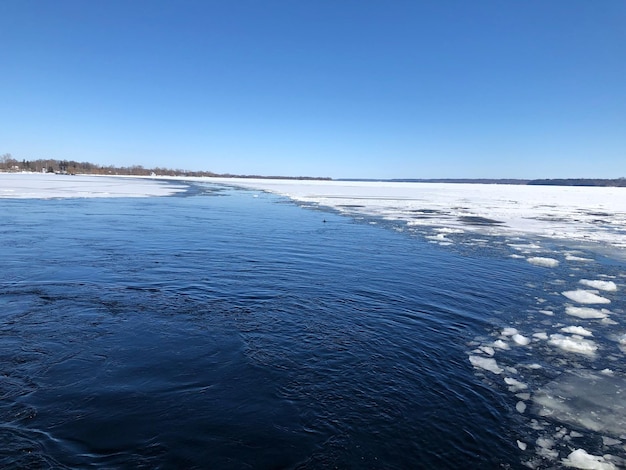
[
  {"x1": 504, "y1": 377, "x2": 528, "y2": 391},
  {"x1": 209, "y1": 178, "x2": 626, "y2": 251},
  {"x1": 562, "y1": 290, "x2": 611, "y2": 304},
  {"x1": 548, "y1": 334, "x2": 598, "y2": 355},
  {"x1": 533, "y1": 373, "x2": 626, "y2": 436},
  {"x1": 580, "y1": 279, "x2": 618, "y2": 292},
  {"x1": 527, "y1": 257, "x2": 560, "y2": 268},
  {"x1": 565, "y1": 306, "x2": 611, "y2": 319},
  {"x1": 561, "y1": 449, "x2": 617, "y2": 470},
  {"x1": 468, "y1": 355, "x2": 503, "y2": 374},
  {"x1": 560, "y1": 326, "x2": 593, "y2": 337},
  {"x1": 512, "y1": 333, "x2": 531, "y2": 345}
]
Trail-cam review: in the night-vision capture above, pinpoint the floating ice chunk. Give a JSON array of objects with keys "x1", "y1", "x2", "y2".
[
  {"x1": 505, "y1": 377, "x2": 528, "y2": 391},
  {"x1": 480, "y1": 346, "x2": 495, "y2": 356},
  {"x1": 566, "y1": 255, "x2": 593, "y2": 262},
  {"x1": 561, "y1": 448, "x2": 617, "y2": 470},
  {"x1": 548, "y1": 334, "x2": 597, "y2": 355},
  {"x1": 601, "y1": 369, "x2": 614, "y2": 376},
  {"x1": 493, "y1": 339, "x2": 510, "y2": 350},
  {"x1": 562, "y1": 290, "x2": 611, "y2": 304},
  {"x1": 602, "y1": 436, "x2": 622, "y2": 446},
  {"x1": 517, "y1": 393, "x2": 531, "y2": 400},
  {"x1": 539, "y1": 309, "x2": 555, "y2": 316},
  {"x1": 426, "y1": 233, "x2": 449, "y2": 241},
  {"x1": 533, "y1": 332, "x2": 549, "y2": 340},
  {"x1": 516, "y1": 401, "x2": 527, "y2": 413},
  {"x1": 561, "y1": 326, "x2": 593, "y2": 337},
  {"x1": 502, "y1": 327, "x2": 518, "y2": 336},
  {"x1": 566, "y1": 306, "x2": 610, "y2": 319},
  {"x1": 536, "y1": 437, "x2": 559, "y2": 459},
  {"x1": 469, "y1": 355, "x2": 503, "y2": 374},
  {"x1": 527, "y1": 257, "x2": 560, "y2": 267},
  {"x1": 512, "y1": 333, "x2": 530, "y2": 345},
  {"x1": 517, "y1": 440, "x2": 527, "y2": 450},
  {"x1": 555, "y1": 427, "x2": 568, "y2": 439},
  {"x1": 436, "y1": 227, "x2": 464, "y2": 234},
  {"x1": 529, "y1": 419, "x2": 545, "y2": 431},
  {"x1": 580, "y1": 279, "x2": 618, "y2": 292},
  {"x1": 510, "y1": 243, "x2": 542, "y2": 251}
]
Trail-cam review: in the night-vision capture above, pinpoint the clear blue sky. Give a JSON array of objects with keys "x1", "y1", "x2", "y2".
[{"x1": 1, "y1": 1, "x2": 624, "y2": 179}]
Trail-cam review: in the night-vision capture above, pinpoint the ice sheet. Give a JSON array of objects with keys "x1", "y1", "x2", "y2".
[
  {"x1": 205, "y1": 178, "x2": 626, "y2": 250},
  {"x1": 0, "y1": 173, "x2": 187, "y2": 198}
]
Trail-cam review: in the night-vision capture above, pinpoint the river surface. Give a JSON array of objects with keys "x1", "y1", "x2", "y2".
[{"x1": 1, "y1": 182, "x2": 624, "y2": 468}]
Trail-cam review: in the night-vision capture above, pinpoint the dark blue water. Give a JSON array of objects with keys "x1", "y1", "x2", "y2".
[{"x1": 0, "y1": 184, "x2": 620, "y2": 468}]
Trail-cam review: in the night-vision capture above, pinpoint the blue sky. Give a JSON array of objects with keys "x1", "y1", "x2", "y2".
[{"x1": 1, "y1": 1, "x2": 624, "y2": 179}]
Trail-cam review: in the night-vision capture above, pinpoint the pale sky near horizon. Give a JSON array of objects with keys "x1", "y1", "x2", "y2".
[{"x1": 1, "y1": 1, "x2": 624, "y2": 179}]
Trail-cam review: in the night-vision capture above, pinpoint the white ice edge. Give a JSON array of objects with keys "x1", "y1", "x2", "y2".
[
  {"x1": 202, "y1": 177, "x2": 626, "y2": 251},
  {"x1": 3, "y1": 174, "x2": 626, "y2": 252}
]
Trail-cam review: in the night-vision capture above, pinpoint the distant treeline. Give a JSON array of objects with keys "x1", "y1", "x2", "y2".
[
  {"x1": 2, "y1": 154, "x2": 622, "y2": 186},
  {"x1": 0, "y1": 154, "x2": 330, "y2": 180},
  {"x1": 527, "y1": 178, "x2": 626, "y2": 187},
  {"x1": 384, "y1": 178, "x2": 531, "y2": 185},
  {"x1": 350, "y1": 178, "x2": 626, "y2": 187}
]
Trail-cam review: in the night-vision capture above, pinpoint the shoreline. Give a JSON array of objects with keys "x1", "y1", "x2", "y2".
[{"x1": 2, "y1": 172, "x2": 625, "y2": 256}]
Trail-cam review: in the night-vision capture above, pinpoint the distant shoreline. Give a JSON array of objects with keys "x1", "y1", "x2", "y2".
[
  {"x1": 340, "y1": 178, "x2": 626, "y2": 187},
  {"x1": 3, "y1": 171, "x2": 626, "y2": 188}
]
